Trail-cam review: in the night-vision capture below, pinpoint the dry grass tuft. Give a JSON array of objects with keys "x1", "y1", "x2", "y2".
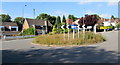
[{"x1": 32, "y1": 31, "x2": 106, "y2": 46}]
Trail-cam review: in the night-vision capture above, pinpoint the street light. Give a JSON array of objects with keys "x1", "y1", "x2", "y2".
[
  {"x1": 22, "y1": 5, "x2": 27, "y2": 22},
  {"x1": 22, "y1": 5, "x2": 27, "y2": 37}
]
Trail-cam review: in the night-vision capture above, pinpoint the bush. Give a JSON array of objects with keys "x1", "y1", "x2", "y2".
[
  {"x1": 32, "y1": 31, "x2": 106, "y2": 46},
  {"x1": 18, "y1": 27, "x2": 35, "y2": 36},
  {"x1": 116, "y1": 23, "x2": 120, "y2": 28}
]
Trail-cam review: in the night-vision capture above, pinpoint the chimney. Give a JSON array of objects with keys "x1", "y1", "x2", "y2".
[{"x1": 45, "y1": 21, "x2": 48, "y2": 33}]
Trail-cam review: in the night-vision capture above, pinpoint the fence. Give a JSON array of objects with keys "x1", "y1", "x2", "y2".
[{"x1": 1, "y1": 35, "x2": 35, "y2": 39}]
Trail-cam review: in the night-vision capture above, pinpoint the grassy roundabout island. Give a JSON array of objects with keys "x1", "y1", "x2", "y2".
[{"x1": 32, "y1": 32, "x2": 106, "y2": 47}]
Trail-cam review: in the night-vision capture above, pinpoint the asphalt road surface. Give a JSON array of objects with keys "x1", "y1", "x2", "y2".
[{"x1": 1, "y1": 31, "x2": 119, "y2": 63}]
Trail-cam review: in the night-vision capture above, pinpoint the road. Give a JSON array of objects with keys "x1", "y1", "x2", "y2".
[{"x1": 2, "y1": 31, "x2": 119, "y2": 63}]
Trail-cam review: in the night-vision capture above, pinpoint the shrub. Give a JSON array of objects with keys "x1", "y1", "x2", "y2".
[
  {"x1": 18, "y1": 27, "x2": 35, "y2": 36},
  {"x1": 32, "y1": 31, "x2": 105, "y2": 46},
  {"x1": 116, "y1": 23, "x2": 120, "y2": 28}
]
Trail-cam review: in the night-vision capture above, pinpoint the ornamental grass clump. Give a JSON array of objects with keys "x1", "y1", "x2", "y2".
[{"x1": 32, "y1": 31, "x2": 106, "y2": 46}]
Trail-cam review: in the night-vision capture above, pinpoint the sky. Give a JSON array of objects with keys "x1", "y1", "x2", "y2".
[{"x1": 1, "y1": 2, "x2": 118, "y2": 21}]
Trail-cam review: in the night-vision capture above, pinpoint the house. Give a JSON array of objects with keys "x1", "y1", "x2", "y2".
[
  {"x1": 22, "y1": 18, "x2": 52, "y2": 34},
  {"x1": 0, "y1": 22, "x2": 18, "y2": 31},
  {"x1": 97, "y1": 18, "x2": 120, "y2": 27},
  {"x1": 66, "y1": 19, "x2": 73, "y2": 25},
  {"x1": 74, "y1": 15, "x2": 99, "y2": 26},
  {"x1": 0, "y1": 22, "x2": 20, "y2": 36}
]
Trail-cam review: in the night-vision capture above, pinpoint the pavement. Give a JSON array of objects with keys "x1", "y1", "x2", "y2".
[{"x1": 1, "y1": 31, "x2": 119, "y2": 63}]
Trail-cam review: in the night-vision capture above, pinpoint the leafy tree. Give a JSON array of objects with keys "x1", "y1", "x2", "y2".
[
  {"x1": 36, "y1": 13, "x2": 56, "y2": 25},
  {"x1": 55, "y1": 16, "x2": 61, "y2": 33},
  {"x1": 111, "y1": 15, "x2": 115, "y2": 19},
  {"x1": 14, "y1": 17, "x2": 24, "y2": 24},
  {"x1": 68, "y1": 14, "x2": 77, "y2": 21},
  {"x1": 49, "y1": 16, "x2": 56, "y2": 25},
  {"x1": 78, "y1": 14, "x2": 99, "y2": 26},
  {"x1": 14, "y1": 17, "x2": 24, "y2": 31},
  {"x1": 62, "y1": 15, "x2": 66, "y2": 23},
  {"x1": 93, "y1": 14, "x2": 100, "y2": 19},
  {"x1": 0, "y1": 14, "x2": 11, "y2": 22},
  {"x1": 36, "y1": 13, "x2": 50, "y2": 20}
]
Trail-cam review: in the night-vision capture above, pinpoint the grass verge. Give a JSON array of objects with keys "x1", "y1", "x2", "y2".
[{"x1": 32, "y1": 31, "x2": 106, "y2": 46}]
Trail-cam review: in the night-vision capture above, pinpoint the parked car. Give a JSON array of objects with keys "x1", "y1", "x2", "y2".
[{"x1": 114, "y1": 27, "x2": 120, "y2": 30}]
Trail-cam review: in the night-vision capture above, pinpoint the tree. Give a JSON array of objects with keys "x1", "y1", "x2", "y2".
[
  {"x1": 14, "y1": 17, "x2": 24, "y2": 31},
  {"x1": 0, "y1": 14, "x2": 11, "y2": 22},
  {"x1": 36, "y1": 13, "x2": 50, "y2": 20},
  {"x1": 68, "y1": 14, "x2": 77, "y2": 21},
  {"x1": 36, "y1": 13, "x2": 56, "y2": 25},
  {"x1": 14, "y1": 17, "x2": 24, "y2": 24},
  {"x1": 92, "y1": 14, "x2": 100, "y2": 19},
  {"x1": 55, "y1": 16, "x2": 61, "y2": 33},
  {"x1": 78, "y1": 14, "x2": 99, "y2": 26},
  {"x1": 62, "y1": 15, "x2": 66, "y2": 23},
  {"x1": 49, "y1": 16, "x2": 56, "y2": 25},
  {"x1": 111, "y1": 15, "x2": 115, "y2": 19},
  {"x1": 68, "y1": 15, "x2": 71, "y2": 19}
]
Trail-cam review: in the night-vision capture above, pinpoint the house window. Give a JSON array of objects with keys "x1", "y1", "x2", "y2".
[
  {"x1": 0, "y1": 26, "x2": 5, "y2": 31},
  {"x1": 9, "y1": 26, "x2": 18, "y2": 31},
  {"x1": 35, "y1": 26, "x2": 42, "y2": 29},
  {"x1": 11, "y1": 28, "x2": 17, "y2": 31}
]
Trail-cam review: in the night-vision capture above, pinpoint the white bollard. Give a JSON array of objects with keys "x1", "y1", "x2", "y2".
[
  {"x1": 78, "y1": 28, "x2": 80, "y2": 38},
  {"x1": 73, "y1": 29, "x2": 75, "y2": 39},
  {"x1": 68, "y1": 29, "x2": 70, "y2": 40},
  {"x1": 94, "y1": 24, "x2": 96, "y2": 34}
]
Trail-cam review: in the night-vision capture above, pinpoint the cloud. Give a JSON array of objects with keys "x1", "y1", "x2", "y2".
[
  {"x1": 85, "y1": 11, "x2": 97, "y2": 15},
  {"x1": 78, "y1": 0, "x2": 119, "y2": 6},
  {"x1": 107, "y1": 2, "x2": 118, "y2": 6},
  {"x1": 0, "y1": 10, "x2": 8, "y2": 14},
  {"x1": 85, "y1": 10, "x2": 111, "y2": 18},
  {"x1": 54, "y1": 10, "x2": 69, "y2": 18},
  {"x1": 97, "y1": 4, "x2": 103, "y2": 7},
  {"x1": 99, "y1": 14, "x2": 111, "y2": 18},
  {"x1": 78, "y1": 1, "x2": 90, "y2": 4}
]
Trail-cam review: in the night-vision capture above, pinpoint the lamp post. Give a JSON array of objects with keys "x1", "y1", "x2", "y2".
[
  {"x1": 22, "y1": 5, "x2": 27, "y2": 22},
  {"x1": 22, "y1": 5, "x2": 27, "y2": 37}
]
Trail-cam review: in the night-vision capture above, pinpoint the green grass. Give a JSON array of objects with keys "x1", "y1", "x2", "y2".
[{"x1": 32, "y1": 31, "x2": 106, "y2": 46}]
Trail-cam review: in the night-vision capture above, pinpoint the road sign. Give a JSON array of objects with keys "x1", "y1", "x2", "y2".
[
  {"x1": 61, "y1": 25, "x2": 66, "y2": 29},
  {"x1": 77, "y1": 25, "x2": 82, "y2": 29},
  {"x1": 67, "y1": 25, "x2": 71, "y2": 29},
  {"x1": 71, "y1": 24, "x2": 77, "y2": 29},
  {"x1": 82, "y1": 24, "x2": 85, "y2": 28}
]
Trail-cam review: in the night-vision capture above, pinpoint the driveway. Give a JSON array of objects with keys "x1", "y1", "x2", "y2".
[{"x1": 2, "y1": 31, "x2": 119, "y2": 63}]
